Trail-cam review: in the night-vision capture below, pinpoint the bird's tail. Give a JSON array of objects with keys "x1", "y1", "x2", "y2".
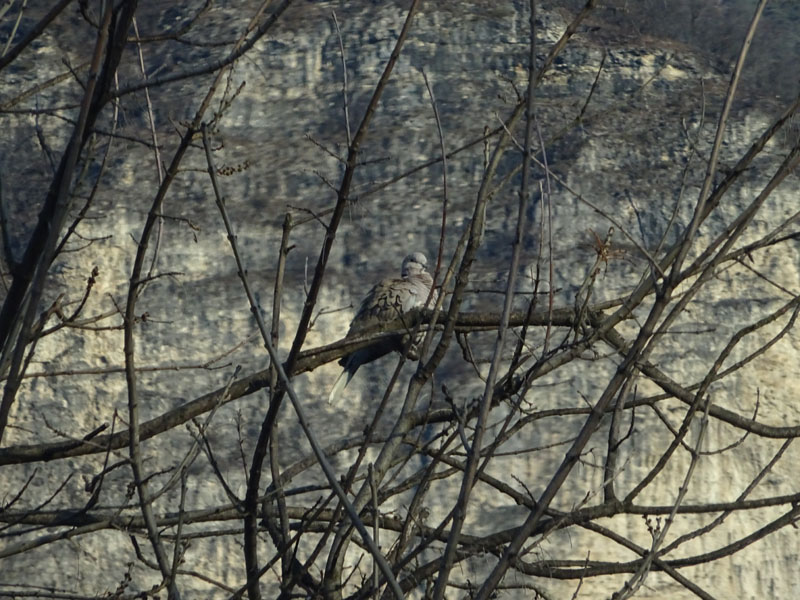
[{"x1": 328, "y1": 365, "x2": 355, "y2": 404}]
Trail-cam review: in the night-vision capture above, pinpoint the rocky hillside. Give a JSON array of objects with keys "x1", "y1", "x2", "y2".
[{"x1": 1, "y1": 1, "x2": 798, "y2": 598}]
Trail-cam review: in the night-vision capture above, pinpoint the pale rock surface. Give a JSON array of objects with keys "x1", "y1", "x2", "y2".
[{"x1": 0, "y1": 1, "x2": 798, "y2": 598}]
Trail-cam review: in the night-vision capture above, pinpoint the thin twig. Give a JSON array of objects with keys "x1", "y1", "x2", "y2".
[
  {"x1": 331, "y1": 10, "x2": 352, "y2": 147},
  {"x1": 667, "y1": 0, "x2": 768, "y2": 288},
  {"x1": 431, "y1": 0, "x2": 536, "y2": 594},
  {"x1": 202, "y1": 125, "x2": 404, "y2": 600},
  {"x1": 421, "y1": 69, "x2": 448, "y2": 284},
  {"x1": 612, "y1": 397, "x2": 713, "y2": 599},
  {"x1": 132, "y1": 16, "x2": 166, "y2": 280},
  {"x1": 0, "y1": 0, "x2": 118, "y2": 444},
  {"x1": 0, "y1": 0, "x2": 71, "y2": 68}
]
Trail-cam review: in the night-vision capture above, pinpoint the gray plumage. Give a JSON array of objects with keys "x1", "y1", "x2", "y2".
[{"x1": 328, "y1": 252, "x2": 437, "y2": 404}]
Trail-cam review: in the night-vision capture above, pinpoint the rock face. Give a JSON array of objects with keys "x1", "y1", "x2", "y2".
[{"x1": 1, "y1": 1, "x2": 799, "y2": 598}]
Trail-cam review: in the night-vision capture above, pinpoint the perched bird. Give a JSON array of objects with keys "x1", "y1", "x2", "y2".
[{"x1": 328, "y1": 252, "x2": 437, "y2": 404}]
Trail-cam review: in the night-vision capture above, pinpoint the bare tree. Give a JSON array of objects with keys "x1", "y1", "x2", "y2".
[{"x1": 1, "y1": 1, "x2": 799, "y2": 599}]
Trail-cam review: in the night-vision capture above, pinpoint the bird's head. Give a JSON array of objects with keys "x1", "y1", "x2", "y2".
[{"x1": 402, "y1": 252, "x2": 429, "y2": 277}]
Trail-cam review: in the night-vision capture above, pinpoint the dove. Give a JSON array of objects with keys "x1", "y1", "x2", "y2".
[{"x1": 328, "y1": 252, "x2": 437, "y2": 404}]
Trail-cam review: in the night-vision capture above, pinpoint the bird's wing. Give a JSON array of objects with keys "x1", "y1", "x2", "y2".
[{"x1": 349, "y1": 276, "x2": 416, "y2": 332}]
